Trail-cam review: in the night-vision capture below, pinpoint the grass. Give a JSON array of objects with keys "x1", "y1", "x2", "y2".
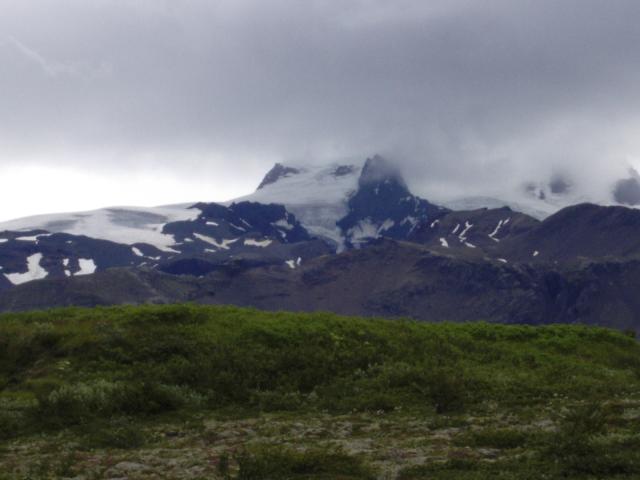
[{"x1": 0, "y1": 304, "x2": 639, "y2": 478}]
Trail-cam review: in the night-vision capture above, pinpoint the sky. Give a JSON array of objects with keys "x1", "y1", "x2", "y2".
[{"x1": 2, "y1": 0, "x2": 640, "y2": 221}]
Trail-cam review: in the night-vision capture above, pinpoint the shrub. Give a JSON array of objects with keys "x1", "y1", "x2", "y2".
[
  {"x1": 235, "y1": 445, "x2": 376, "y2": 480},
  {"x1": 84, "y1": 417, "x2": 146, "y2": 449},
  {"x1": 547, "y1": 402, "x2": 639, "y2": 476},
  {"x1": 454, "y1": 428, "x2": 529, "y2": 449}
]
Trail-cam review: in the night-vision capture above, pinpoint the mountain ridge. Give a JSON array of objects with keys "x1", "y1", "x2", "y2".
[{"x1": 2, "y1": 156, "x2": 640, "y2": 331}]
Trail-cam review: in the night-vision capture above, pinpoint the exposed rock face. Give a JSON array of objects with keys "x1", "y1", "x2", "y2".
[
  {"x1": 4, "y1": 157, "x2": 640, "y2": 332},
  {"x1": 338, "y1": 156, "x2": 447, "y2": 248},
  {"x1": 4, "y1": 239, "x2": 640, "y2": 331},
  {"x1": 257, "y1": 163, "x2": 301, "y2": 190}
]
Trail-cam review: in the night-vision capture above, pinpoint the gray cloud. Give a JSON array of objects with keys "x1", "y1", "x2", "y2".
[{"x1": 2, "y1": 0, "x2": 640, "y2": 213}]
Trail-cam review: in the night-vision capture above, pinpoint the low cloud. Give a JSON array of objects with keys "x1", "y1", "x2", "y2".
[{"x1": 2, "y1": 0, "x2": 640, "y2": 217}]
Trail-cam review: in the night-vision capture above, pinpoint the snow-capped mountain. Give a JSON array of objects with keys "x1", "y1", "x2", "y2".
[
  {"x1": 0, "y1": 201, "x2": 330, "y2": 288},
  {"x1": 5, "y1": 156, "x2": 640, "y2": 330},
  {"x1": 4, "y1": 153, "x2": 640, "y2": 304},
  {"x1": 232, "y1": 161, "x2": 362, "y2": 247}
]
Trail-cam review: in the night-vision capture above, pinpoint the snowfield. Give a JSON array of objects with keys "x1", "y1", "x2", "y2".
[
  {"x1": 232, "y1": 163, "x2": 361, "y2": 246},
  {"x1": 0, "y1": 205, "x2": 198, "y2": 251},
  {"x1": 4, "y1": 253, "x2": 48, "y2": 285}
]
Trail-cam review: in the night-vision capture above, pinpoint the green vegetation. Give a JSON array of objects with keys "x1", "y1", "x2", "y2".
[{"x1": 0, "y1": 304, "x2": 639, "y2": 478}]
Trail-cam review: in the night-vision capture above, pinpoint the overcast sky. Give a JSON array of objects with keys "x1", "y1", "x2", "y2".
[{"x1": 2, "y1": 0, "x2": 640, "y2": 221}]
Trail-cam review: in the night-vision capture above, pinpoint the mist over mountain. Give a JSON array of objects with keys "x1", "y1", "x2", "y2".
[{"x1": 3, "y1": 1, "x2": 640, "y2": 220}]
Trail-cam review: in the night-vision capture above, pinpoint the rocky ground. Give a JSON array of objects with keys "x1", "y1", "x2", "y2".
[{"x1": 2, "y1": 396, "x2": 640, "y2": 479}]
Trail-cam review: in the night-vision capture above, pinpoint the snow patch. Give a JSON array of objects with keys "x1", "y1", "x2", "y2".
[
  {"x1": 132, "y1": 247, "x2": 144, "y2": 257},
  {"x1": 273, "y1": 219, "x2": 294, "y2": 230},
  {"x1": 244, "y1": 238, "x2": 273, "y2": 248},
  {"x1": 378, "y1": 219, "x2": 395, "y2": 233},
  {"x1": 76, "y1": 258, "x2": 97, "y2": 276},
  {"x1": 347, "y1": 219, "x2": 379, "y2": 245},
  {"x1": 459, "y1": 221, "x2": 473, "y2": 240},
  {"x1": 533, "y1": 250, "x2": 540, "y2": 257},
  {"x1": 488, "y1": 220, "x2": 505, "y2": 242},
  {"x1": 439, "y1": 238, "x2": 449, "y2": 248},
  {"x1": 452, "y1": 224, "x2": 460, "y2": 234},
  {"x1": 430, "y1": 219, "x2": 440, "y2": 228},
  {"x1": 15, "y1": 233, "x2": 52, "y2": 242},
  {"x1": 497, "y1": 258, "x2": 508, "y2": 263},
  {"x1": 193, "y1": 233, "x2": 238, "y2": 250},
  {"x1": 4, "y1": 253, "x2": 48, "y2": 285},
  {"x1": 285, "y1": 259, "x2": 296, "y2": 269},
  {"x1": 206, "y1": 221, "x2": 219, "y2": 226}
]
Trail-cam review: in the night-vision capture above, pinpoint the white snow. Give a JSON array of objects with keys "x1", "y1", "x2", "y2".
[
  {"x1": 229, "y1": 223, "x2": 247, "y2": 232},
  {"x1": 465, "y1": 242, "x2": 476, "y2": 248},
  {"x1": 15, "y1": 233, "x2": 52, "y2": 242},
  {"x1": 378, "y1": 219, "x2": 395, "y2": 232},
  {"x1": 63, "y1": 258, "x2": 70, "y2": 266},
  {"x1": 0, "y1": 239, "x2": 7, "y2": 244},
  {"x1": 459, "y1": 221, "x2": 473, "y2": 240},
  {"x1": 273, "y1": 218, "x2": 294, "y2": 230},
  {"x1": 488, "y1": 220, "x2": 504, "y2": 241},
  {"x1": 439, "y1": 238, "x2": 449, "y2": 248},
  {"x1": 497, "y1": 258, "x2": 508, "y2": 263},
  {"x1": 347, "y1": 217, "x2": 398, "y2": 245},
  {"x1": 132, "y1": 247, "x2": 144, "y2": 257},
  {"x1": 64, "y1": 270, "x2": 71, "y2": 277},
  {"x1": 430, "y1": 219, "x2": 440, "y2": 228},
  {"x1": 206, "y1": 221, "x2": 219, "y2": 227},
  {"x1": 452, "y1": 224, "x2": 460, "y2": 234},
  {"x1": 231, "y1": 162, "x2": 361, "y2": 246},
  {"x1": 193, "y1": 233, "x2": 238, "y2": 250},
  {"x1": 285, "y1": 259, "x2": 296, "y2": 269},
  {"x1": 244, "y1": 238, "x2": 273, "y2": 248},
  {"x1": 533, "y1": 250, "x2": 540, "y2": 257},
  {"x1": 76, "y1": 258, "x2": 97, "y2": 276},
  {"x1": 296, "y1": 257, "x2": 302, "y2": 266},
  {"x1": 0, "y1": 205, "x2": 196, "y2": 252},
  {"x1": 4, "y1": 253, "x2": 48, "y2": 285}
]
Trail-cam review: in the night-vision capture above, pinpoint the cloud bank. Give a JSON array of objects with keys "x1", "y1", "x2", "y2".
[{"x1": 2, "y1": 0, "x2": 640, "y2": 219}]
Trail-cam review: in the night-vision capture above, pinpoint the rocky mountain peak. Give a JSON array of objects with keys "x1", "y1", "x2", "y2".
[
  {"x1": 257, "y1": 163, "x2": 301, "y2": 190},
  {"x1": 358, "y1": 155, "x2": 408, "y2": 191}
]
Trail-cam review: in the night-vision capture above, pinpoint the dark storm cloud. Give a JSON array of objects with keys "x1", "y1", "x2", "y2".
[{"x1": 2, "y1": 0, "x2": 640, "y2": 201}]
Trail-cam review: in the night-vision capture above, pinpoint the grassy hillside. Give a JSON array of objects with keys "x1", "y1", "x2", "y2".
[{"x1": 0, "y1": 305, "x2": 639, "y2": 478}]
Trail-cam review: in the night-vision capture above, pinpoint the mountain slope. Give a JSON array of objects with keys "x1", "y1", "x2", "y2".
[
  {"x1": 498, "y1": 203, "x2": 640, "y2": 264},
  {"x1": 4, "y1": 239, "x2": 640, "y2": 330}
]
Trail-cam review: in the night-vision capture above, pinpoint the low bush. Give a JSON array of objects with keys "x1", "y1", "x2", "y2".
[
  {"x1": 83, "y1": 417, "x2": 146, "y2": 449},
  {"x1": 0, "y1": 305, "x2": 637, "y2": 435},
  {"x1": 235, "y1": 445, "x2": 376, "y2": 480}
]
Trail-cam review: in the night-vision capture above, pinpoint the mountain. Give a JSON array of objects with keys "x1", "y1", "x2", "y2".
[
  {"x1": 0, "y1": 201, "x2": 331, "y2": 285},
  {"x1": 232, "y1": 160, "x2": 361, "y2": 247},
  {"x1": 336, "y1": 156, "x2": 447, "y2": 248},
  {"x1": 497, "y1": 203, "x2": 640, "y2": 264},
  {"x1": 4, "y1": 239, "x2": 640, "y2": 330},
  {"x1": 3, "y1": 155, "x2": 640, "y2": 331}
]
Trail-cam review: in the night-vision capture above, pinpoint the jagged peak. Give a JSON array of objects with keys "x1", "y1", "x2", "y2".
[
  {"x1": 257, "y1": 163, "x2": 301, "y2": 190},
  {"x1": 358, "y1": 155, "x2": 408, "y2": 190}
]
